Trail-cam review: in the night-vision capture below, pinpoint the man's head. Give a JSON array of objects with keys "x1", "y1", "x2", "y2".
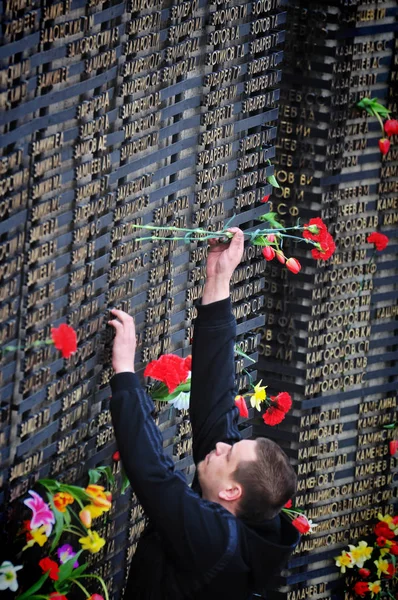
[{"x1": 198, "y1": 438, "x2": 296, "y2": 522}]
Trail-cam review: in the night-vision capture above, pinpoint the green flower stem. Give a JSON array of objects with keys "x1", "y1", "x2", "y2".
[
  {"x1": 79, "y1": 574, "x2": 109, "y2": 600},
  {"x1": 71, "y1": 578, "x2": 91, "y2": 597},
  {"x1": 63, "y1": 526, "x2": 86, "y2": 537},
  {"x1": 370, "y1": 107, "x2": 386, "y2": 136}
]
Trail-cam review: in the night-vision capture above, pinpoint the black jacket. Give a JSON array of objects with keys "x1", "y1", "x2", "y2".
[{"x1": 110, "y1": 298, "x2": 300, "y2": 599}]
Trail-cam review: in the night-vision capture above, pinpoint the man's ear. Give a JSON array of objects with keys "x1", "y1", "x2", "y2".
[{"x1": 219, "y1": 483, "x2": 242, "y2": 503}]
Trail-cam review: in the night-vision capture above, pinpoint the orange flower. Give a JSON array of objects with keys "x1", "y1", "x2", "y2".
[
  {"x1": 85, "y1": 485, "x2": 111, "y2": 510},
  {"x1": 79, "y1": 508, "x2": 92, "y2": 528},
  {"x1": 53, "y1": 492, "x2": 74, "y2": 513}
]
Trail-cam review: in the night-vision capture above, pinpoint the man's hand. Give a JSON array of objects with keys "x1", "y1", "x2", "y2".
[
  {"x1": 202, "y1": 228, "x2": 244, "y2": 305},
  {"x1": 108, "y1": 308, "x2": 136, "y2": 374}
]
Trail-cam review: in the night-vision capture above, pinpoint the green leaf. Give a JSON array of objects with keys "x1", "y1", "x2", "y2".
[
  {"x1": 258, "y1": 212, "x2": 280, "y2": 228},
  {"x1": 266, "y1": 174, "x2": 280, "y2": 188},
  {"x1": 58, "y1": 484, "x2": 91, "y2": 502},
  {"x1": 383, "y1": 424, "x2": 396, "y2": 429},
  {"x1": 57, "y1": 550, "x2": 83, "y2": 583},
  {"x1": 38, "y1": 478, "x2": 61, "y2": 491},
  {"x1": 121, "y1": 469, "x2": 130, "y2": 495},
  {"x1": 88, "y1": 469, "x2": 102, "y2": 485},
  {"x1": 251, "y1": 235, "x2": 267, "y2": 246},
  {"x1": 69, "y1": 563, "x2": 88, "y2": 579},
  {"x1": 17, "y1": 572, "x2": 49, "y2": 600}
]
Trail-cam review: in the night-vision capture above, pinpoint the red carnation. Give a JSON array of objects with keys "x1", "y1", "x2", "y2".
[
  {"x1": 51, "y1": 324, "x2": 78, "y2": 359},
  {"x1": 262, "y1": 246, "x2": 275, "y2": 261},
  {"x1": 374, "y1": 521, "x2": 395, "y2": 539},
  {"x1": 367, "y1": 232, "x2": 389, "y2": 251},
  {"x1": 184, "y1": 356, "x2": 192, "y2": 371},
  {"x1": 292, "y1": 515, "x2": 310, "y2": 534},
  {"x1": 358, "y1": 568, "x2": 371, "y2": 578},
  {"x1": 303, "y1": 217, "x2": 328, "y2": 241},
  {"x1": 389, "y1": 440, "x2": 398, "y2": 456},
  {"x1": 39, "y1": 557, "x2": 59, "y2": 580},
  {"x1": 384, "y1": 119, "x2": 398, "y2": 137},
  {"x1": 311, "y1": 231, "x2": 336, "y2": 260},
  {"x1": 112, "y1": 451, "x2": 121, "y2": 461},
  {"x1": 353, "y1": 582, "x2": 369, "y2": 597},
  {"x1": 263, "y1": 406, "x2": 285, "y2": 426},
  {"x1": 235, "y1": 395, "x2": 248, "y2": 419},
  {"x1": 144, "y1": 354, "x2": 190, "y2": 393},
  {"x1": 261, "y1": 194, "x2": 270, "y2": 203},
  {"x1": 379, "y1": 138, "x2": 390, "y2": 155},
  {"x1": 271, "y1": 392, "x2": 292, "y2": 413},
  {"x1": 284, "y1": 499, "x2": 292, "y2": 509}
]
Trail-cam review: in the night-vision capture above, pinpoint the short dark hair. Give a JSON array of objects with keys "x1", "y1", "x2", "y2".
[{"x1": 234, "y1": 437, "x2": 297, "y2": 522}]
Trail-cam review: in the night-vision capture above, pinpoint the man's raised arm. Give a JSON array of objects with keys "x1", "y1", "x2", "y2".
[{"x1": 189, "y1": 228, "x2": 245, "y2": 464}]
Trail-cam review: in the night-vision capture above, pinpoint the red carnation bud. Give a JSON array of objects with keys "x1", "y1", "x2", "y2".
[
  {"x1": 379, "y1": 138, "x2": 390, "y2": 155},
  {"x1": 261, "y1": 194, "x2": 270, "y2": 203},
  {"x1": 112, "y1": 451, "x2": 121, "y2": 461},
  {"x1": 384, "y1": 119, "x2": 398, "y2": 137},
  {"x1": 262, "y1": 246, "x2": 275, "y2": 261},
  {"x1": 286, "y1": 257, "x2": 301, "y2": 274}
]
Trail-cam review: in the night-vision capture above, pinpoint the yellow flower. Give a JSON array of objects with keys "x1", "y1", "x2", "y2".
[
  {"x1": 348, "y1": 541, "x2": 372, "y2": 568},
  {"x1": 335, "y1": 551, "x2": 353, "y2": 573},
  {"x1": 374, "y1": 558, "x2": 390, "y2": 578},
  {"x1": 23, "y1": 525, "x2": 48, "y2": 550},
  {"x1": 368, "y1": 581, "x2": 381, "y2": 597},
  {"x1": 377, "y1": 513, "x2": 392, "y2": 524},
  {"x1": 79, "y1": 530, "x2": 106, "y2": 554},
  {"x1": 250, "y1": 380, "x2": 267, "y2": 411}
]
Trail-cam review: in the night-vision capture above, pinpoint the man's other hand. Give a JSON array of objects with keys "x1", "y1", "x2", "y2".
[
  {"x1": 108, "y1": 308, "x2": 136, "y2": 374},
  {"x1": 206, "y1": 228, "x2": 245, "y2": 282}
]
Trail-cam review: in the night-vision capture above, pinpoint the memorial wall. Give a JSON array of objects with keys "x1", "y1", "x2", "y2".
[
  {"x1": 0, "y1": 0, "x2": 397, "y2": 599},
  {"x1": 258, "y1": 2, "x2": 398, "y2": 600},
  {"x1": 0, "y1": 0, "x2": 281, "y2": 597}
]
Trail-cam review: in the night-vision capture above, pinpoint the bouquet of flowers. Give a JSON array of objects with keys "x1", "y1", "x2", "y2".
[
  {"x1": 356, "y1": 97, "x2": 398, "y2": 156},
  {"x1": 129, "y1": 212, "x2": 336, "y2": 273},
  {"x1": 1, "y1": 468, "x2": 114, "y2": 599},
  {"x1": 335, "y1": 513, "x2": 398, "y2": 599}
]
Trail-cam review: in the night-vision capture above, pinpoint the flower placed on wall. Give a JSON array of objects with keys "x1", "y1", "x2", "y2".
[
  {"x1": 367, "y1": 232, "x2": 389, "y2": 251},
  {"x1": 23, "y1": 490, "x2": 55, "y2": 534},
  {"x1": 57, "y1": 544, "x2": 79, "y2": 568},
  {"x1": 250, "y1": 380, "x2": 267, "y2": 411},
  {"x1": 0, "y1": 561, "x2": 23, "y2": 592},
  {"x1": 145, "y1": 354, "x2": 191, "y2": 394},
  {"x1": 356, "y1": 97, "x2": 395, "y2": 157},
  {"x1": 235, "y1": 395, "x2": 249, "y2": 418},
  {"x1": 334, "y1": 514, "x2": 398, "y2": 598},
  {"x1": 79, "y1": 530, "x2": 106, "y2": 554},
  {"x1": 282, "y1": 503, "x2": 317, "y2": 536},
  {"x1": 51, "y1": 324, "x2": 78, "y2": 358},
  {"x1": 39, "y1": 557, "x2": 60, "y2": 580},
  {"x1": 53, "y1": 492, "x2": 74, "y2": 513}
]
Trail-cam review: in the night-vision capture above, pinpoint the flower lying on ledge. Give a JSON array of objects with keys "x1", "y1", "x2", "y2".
[
  {"x1": 234, "y1": 382, "x2": 292, "y2": 427},
  {"x1": 335, "y1": 513, "x2": 398, "y2": 599},
  {"x1": 367, "y1": 231, "x2": 389, "y2": 252}
]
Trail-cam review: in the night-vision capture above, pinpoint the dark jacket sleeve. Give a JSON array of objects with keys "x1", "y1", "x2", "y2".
[
  {"x1": 189, "y1": 298, "x2": 241, "y2": 465},
  {"x1": 110, "y1": 373, "x2": 240, "y2": 574}
]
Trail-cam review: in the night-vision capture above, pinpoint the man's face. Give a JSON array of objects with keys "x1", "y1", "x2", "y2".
[{"x1": 198, "y1": 440, "x2": 258, "y2": 503}]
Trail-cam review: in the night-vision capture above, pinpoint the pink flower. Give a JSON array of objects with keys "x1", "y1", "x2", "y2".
[
  {"x1": 389, "y1": 440, "x2": 398, "y2": 456},
  {"x1": 267, "y1": 234, "x2": 275, "y2": 243},
  {"x1": 23, "y1": 490, "x2": 55, "y2": 534},
  {"x1": 286, "y1": 257, "x2": 301, "y2": 274},
  {"x1": 275, "y1": 251, "x2": 285, "y2": 264},
  {"x1": 88, "y1": 595, "x2": 105, "y2": 600}
]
